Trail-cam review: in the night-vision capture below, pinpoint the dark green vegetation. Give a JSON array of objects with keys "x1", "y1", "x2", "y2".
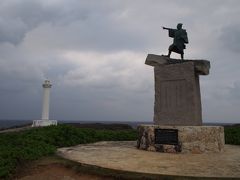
[
  {"x1": 224, "y1": 126, "x2": 240, "y2": 145},
  {"x1": 0, "y1": 124, "x2": 239, "y2": 179},
  {"x1": 65, "y1": 122, "x2": 133, "y2": 130},
  {"x1": 0, "y1": 124, "x2": 137, "y2": 178}
]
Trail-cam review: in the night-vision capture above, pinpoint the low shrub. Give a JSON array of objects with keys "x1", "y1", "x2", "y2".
[
  {"x1": 224, "y1": 126, "x2": 240, "y2": 145},
  {"x1": 0, "y1": 124, "x2": 137, "y2": 178}
]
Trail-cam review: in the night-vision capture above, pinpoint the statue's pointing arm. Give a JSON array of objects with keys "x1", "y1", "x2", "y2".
[
  {"x1": 162, "y1": 26, "x2": 170, "y2": 30},
  {"x1": 162, "y1": 26, "x2": 175, "y2": 38}
]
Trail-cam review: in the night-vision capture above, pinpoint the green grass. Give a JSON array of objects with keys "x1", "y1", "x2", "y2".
[
  {"x1": 0, "y1": 124, "x2": 137, "y2": 178},
  {"x1": 224, "y1": 126, "x2": 240, "y2": 145}
]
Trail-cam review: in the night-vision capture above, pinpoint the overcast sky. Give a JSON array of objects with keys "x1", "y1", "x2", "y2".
[{"x1": 0, "y1": 0, "x2": 239, "y2": 123}]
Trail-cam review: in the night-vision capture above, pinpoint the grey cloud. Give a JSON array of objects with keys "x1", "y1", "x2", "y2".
[
  {"x1": 50, "y1": 83, "x2": 153, "y2": 121},
  {"x1": 219, "y1": 25, "x2": 240, "y2": 53},
  {"x1": 228, "y1": 81, "x2": 240, "y2": 105},
  {"x1": 0, "y1": 0, "x2": 89, "y2": 44},
  {"x1": 0, "y1": 0, "x2": 149, "y2": 50},
  {"x1": 0, "y1": 17, "x2": 27, "y2": 44}
]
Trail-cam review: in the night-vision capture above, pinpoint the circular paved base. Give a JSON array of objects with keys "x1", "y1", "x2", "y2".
[{"x1": 57, "y1": 141, "x2": 240, "y2": 178}]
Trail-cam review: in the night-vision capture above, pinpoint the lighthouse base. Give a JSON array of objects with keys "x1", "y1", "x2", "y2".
[{"x1": 32, "y1": 120, "x2": 58, "y2": 127}]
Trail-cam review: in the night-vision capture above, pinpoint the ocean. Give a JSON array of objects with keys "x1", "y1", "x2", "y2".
[
  {"x1": 0, "y1": 120, "x2": 32, "y2": 129},
  {"x1": 0, "y1": 120, "x2": 236, "y2": 130},
  {"x1": 0, "y1": 120, "x2": 153, "y2": 130}
]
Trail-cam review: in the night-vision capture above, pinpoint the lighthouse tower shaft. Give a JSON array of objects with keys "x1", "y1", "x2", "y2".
[
  {"x1": 32, "y1": 80, "x2": 57, "y2": 127},
  {"x1": 41, "y1": 80, "x2": 52, "y2": 120}
]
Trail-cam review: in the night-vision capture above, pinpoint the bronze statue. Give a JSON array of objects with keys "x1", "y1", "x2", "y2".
[{"x1": 162, "y1": 23, "x2": 188, "y2": 59}]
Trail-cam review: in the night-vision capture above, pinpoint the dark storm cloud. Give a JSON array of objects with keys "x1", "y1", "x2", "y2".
[
  {"x1": 0, "y1": 0, "x2": 89, "y2": 44},
  {"x1": 0, "y1": 0, "x2": 147, "y2": 50},
  {"x1": 0, "y1": 1, "x2": 49, "y2": 44}
]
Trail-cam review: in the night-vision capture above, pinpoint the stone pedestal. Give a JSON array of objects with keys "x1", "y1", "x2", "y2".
[
  {"x1": 137, "y1": 54, "x2": 224, "y2": 153},
  {"x1": 145, "y1": 54, "x2": 210, "y2": 126},
  {"x1": 137, "y1": 125, "x2": 225, "y2": 153}
]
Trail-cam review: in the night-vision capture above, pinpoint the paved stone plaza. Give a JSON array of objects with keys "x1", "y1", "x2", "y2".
[{"x1": 58, "y1": 141, "x2": 240, "y2": 178}]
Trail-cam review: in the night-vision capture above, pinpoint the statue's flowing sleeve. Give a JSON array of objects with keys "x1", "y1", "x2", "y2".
[{"x1": 168, "y1": 29, "x2": 176, "y2": 38}]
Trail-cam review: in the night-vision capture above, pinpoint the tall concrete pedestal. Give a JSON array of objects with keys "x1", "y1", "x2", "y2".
[
  {"x1": 137, "y1": 54, "x2": 224, "y2": 153},
  {"x1": 146, "y1": 54, "x2": 210, "y2": 125}
]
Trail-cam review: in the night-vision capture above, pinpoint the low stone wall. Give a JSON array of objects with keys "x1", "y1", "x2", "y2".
[{"x1": 137, "y1": 125, "x2": 225, "y2": 153}]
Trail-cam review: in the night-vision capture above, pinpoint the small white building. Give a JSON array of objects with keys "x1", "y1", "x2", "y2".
[{"x1": 32, "y1": 80, "x2": 57, "y2": 127}]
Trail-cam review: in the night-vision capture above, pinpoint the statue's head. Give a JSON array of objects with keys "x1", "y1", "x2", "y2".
[{"x1": 177, "y1": 23, "x2": 183, "y2": 30}]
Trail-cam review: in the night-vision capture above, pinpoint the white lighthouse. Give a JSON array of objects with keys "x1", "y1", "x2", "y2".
[
  {"x1": 41, "y1": 80, "x2": 51, "y2": 120},
  {"x1": 32, "y1": 80, "x2": 57, "y2": 127}
]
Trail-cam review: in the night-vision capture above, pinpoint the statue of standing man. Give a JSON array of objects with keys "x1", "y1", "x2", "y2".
[{"x1": 162, "y1": 23, "x2": 189, "y2": 59}]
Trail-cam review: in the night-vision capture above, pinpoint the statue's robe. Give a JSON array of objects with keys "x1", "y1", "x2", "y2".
[{"x1": 168, "y1": 28, "x2": 188, "y2": 54}]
